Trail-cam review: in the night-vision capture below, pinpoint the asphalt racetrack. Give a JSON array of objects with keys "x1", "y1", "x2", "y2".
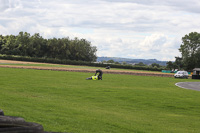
[{"x1": 175, "y1": 82, "x2": 200, "y2": 91}]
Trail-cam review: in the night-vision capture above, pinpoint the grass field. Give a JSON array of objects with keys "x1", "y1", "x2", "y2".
[
  {"x1": 0, "y1": 67, "x2": 200, "y2": 133},
  {"x1": 0, "y1": 61, "x2": 166, "y2": 74}
]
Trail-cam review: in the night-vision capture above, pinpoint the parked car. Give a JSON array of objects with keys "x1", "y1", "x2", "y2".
[{"x1": 174, "y1": 71, "x2": 189, "y2": 79}]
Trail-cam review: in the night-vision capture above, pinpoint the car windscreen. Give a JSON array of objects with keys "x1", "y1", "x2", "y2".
[{"x1": 177, "y1": 72, "x2": 184, "y2": 74}]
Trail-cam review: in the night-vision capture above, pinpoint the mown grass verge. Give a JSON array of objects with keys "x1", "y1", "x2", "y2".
[{"x1": 0, "y1": 67, "x2": 200, "y2": 133}]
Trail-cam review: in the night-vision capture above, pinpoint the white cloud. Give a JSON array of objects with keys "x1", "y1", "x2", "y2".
[
  {"x1": 139, "y1": 34, "x2": 168, "y2": 51},
  {"x1": 0, "y1": 0, "x2": 9, "y2": 11},
  {"x1": 0, "y1": 0, "x2": 200, "y2": 61}
]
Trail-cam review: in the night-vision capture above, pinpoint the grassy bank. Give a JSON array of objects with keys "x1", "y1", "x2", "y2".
[{"x1": 0, "y1": 67, "x2": 199, "y2": 132}]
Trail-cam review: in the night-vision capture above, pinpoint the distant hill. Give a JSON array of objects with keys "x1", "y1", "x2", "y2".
[{"x1": 97, "y1": 57, "x2": 167, "y2": 66}]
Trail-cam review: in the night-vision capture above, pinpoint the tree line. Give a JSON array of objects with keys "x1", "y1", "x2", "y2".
[
  {"x1": 166, "y1": 32, "x2": 200, "y2": 71},
  {"x1": 102, "y1": 59, "x2": 163, "y2": 69},
  {"x1": 0, "y1": 32, "x2": 97, "y2": 62}
]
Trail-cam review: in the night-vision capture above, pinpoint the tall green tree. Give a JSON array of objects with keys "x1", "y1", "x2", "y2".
[
  {"x1": 28, "y1": 33, "x2": 46, "y2": 57},
  {"x1": 174, "y1": 57, "x2": 183, "y2": 70},
  {"x1": 179, "y1": 32, "x2": 200, "y2": 70},
  {"x1": 0, "y1": 35, "x2": 5, "y2": 51},
  {"x1": 166, "y1": 61, "x2": 174, "y2": 70},
  {"x1": 16, "y1": 32, "x2": 31, "y2": 56}
]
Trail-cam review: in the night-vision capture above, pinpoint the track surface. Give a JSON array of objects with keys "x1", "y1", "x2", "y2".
[
  {"x1": 175, "y1": 82, "x2": 200, "y2": 91},
  {"x1": 0, "y1": 60, "x2": 174, "y2": 77}
]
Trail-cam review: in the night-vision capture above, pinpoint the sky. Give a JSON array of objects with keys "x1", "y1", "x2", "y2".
[{"x1": 0, "y1": 0, "x2": 200, "y2": 61}]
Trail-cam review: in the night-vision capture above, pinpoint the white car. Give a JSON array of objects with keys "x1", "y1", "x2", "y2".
[{"x1": 174, "y1": 71, "x2": 189, "y2": 79}]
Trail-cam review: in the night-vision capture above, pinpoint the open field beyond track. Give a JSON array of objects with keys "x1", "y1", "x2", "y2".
[
  {"x1": 0, "y1": 61, "x2": 200, "y2": 132},
  {"x1": 0, "y1": 59, "x2": 174, "y2": 77}
]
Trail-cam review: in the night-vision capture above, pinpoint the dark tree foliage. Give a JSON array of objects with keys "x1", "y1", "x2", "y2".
[
  {"x1": 179, "y1": 32, "x2": 200, "y2": 70},
  {"x1": 107, "y1": 60, "x2": 115, "y2": 63},
  {"x1": 166, "y1": 61, "x2": 174, "y2": 70},
  {"x1": 151, "y1": 63, "x2": 160, "y2": 68},
  {"x1": 135, "y1": 62, "x2": 146, "y2": 66},
  {"x1": 174, "y1": 57, "x2": 183, "y2": 70},
  {"x1": 0, "y1": 32, "x2": 97, "y2": 62}
]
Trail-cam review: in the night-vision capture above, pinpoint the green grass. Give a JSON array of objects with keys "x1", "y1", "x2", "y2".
[{"x1": 0, "y1": 67, "x2": 200, "y2": 133}]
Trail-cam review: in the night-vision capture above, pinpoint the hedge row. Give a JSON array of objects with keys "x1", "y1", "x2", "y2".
[{"x1": 0, "y1": 55, "x2": 164, "y2": 72}]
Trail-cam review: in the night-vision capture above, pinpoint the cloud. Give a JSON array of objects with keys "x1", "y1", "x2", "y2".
[
  {"x1": 0, "y1": 0, "x2": 200, "y2": 61},
  {"x1": 0, "y1": 0, "x2": 22, "y2": 12},
  {"x1": 0, "y1": 0, "x2": 9, "y2": 11},
  {"x1": 139, "y1": 34, "x2": 168, "y2": 52}
]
